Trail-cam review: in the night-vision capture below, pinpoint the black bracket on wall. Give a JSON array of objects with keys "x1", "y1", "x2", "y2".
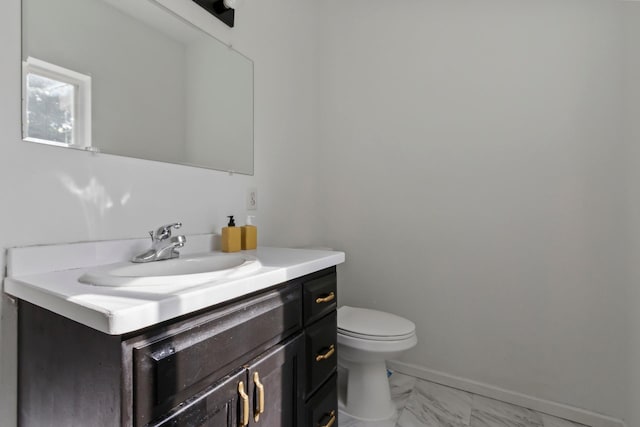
[{"x1": 192, "y1": 0, "x2": 235, "y2": 27}]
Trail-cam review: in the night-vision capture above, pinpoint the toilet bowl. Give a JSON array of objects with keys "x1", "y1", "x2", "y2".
[{"x1": 337, "y1": 306, "x2": 417, "y2": 421}]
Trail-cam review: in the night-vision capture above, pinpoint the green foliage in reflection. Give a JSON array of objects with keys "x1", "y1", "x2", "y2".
[{"x1": 26, "y1": 73, "x2": 73, "y2": 144}]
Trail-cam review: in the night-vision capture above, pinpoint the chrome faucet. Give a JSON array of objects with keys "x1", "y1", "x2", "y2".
[{"x1": 132, "y1": 222, "x2": 186, "y2": 263}]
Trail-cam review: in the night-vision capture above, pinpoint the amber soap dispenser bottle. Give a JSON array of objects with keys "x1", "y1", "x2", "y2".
[
  {"x1": 241, "y1": 215, "x2": 257, "y2": 250},
  {"x1": 222, "y1": 215, "x2": 241, "y2": 253}
]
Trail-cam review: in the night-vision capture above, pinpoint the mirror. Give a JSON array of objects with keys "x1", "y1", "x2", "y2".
[{"x1": 22, "y1": 0, "x2": 254, "y2": 174}]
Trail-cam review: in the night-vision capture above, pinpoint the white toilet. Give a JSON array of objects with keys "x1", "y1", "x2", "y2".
[{"x1": 337, "y1": 306, "x2": 417, "y2": 421}]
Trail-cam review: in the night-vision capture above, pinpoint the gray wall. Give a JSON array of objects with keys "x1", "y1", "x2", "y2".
[
  {"x1": 319, "y1": 0, "x2": 628, "y2": 420},
  {"x1": 623, "y1": 3, "x2": 640, "y2": 426}
]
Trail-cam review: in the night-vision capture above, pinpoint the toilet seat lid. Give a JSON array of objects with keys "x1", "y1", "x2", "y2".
[{"x1": 337, "y1": 306, "x2": 415, "y2": 339}]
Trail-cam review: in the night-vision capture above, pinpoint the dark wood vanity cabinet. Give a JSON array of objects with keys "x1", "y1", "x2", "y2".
[{"x1": 18, "y1": 267, "x2": 338, "y2": 427}]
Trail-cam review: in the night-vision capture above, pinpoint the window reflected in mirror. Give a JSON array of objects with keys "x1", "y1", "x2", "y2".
[{"x1": 22, "y1": 57, "x2": 92, "y2": 149}]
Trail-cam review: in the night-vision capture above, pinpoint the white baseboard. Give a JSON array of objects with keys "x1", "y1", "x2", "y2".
[{"x1": 386, "y1": 360, "x2": 625, "y2": 427}]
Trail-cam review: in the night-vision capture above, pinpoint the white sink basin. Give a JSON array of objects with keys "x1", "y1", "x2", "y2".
[{"x1": 78, "y1": 253, "x2": 261, "y2": 287}]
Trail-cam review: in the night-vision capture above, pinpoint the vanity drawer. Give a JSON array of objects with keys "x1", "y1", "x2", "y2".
[
  {"x1": 130, "y1": 283, "x2": 302, "y2": 426},
  {"x1": 303, "y1": 271, "x2": 337, "y2": 326},
  {"x1": 305, "y1": 311, "x2": 337, "y2": 398},
  {"x1": 304, "y1": 373, "x2": 337, "y2": 427}
]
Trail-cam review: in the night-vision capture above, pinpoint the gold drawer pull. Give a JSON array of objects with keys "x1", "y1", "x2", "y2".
[
  {"x1": 315, "y1": 292, "x2": 335, "y2": 304},
  {"x1": 238, "y1": 381, "x2": 249, "y2": 426},
  {"x1": 253, "y1": 372, "x2": 265, "y2": 422},
  {"x1": 319, "y1": 410, "x2": 336, "y2": 427},
  {"x1": 315, "y1": 344, "x2": 335, "y2": 362}
]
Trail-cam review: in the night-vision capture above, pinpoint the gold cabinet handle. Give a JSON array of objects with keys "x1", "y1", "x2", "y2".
[
  {"x1": 319, "y1": 410, "x2": 336, "y2": 427},
  {"x1": 253, "y1": 372, "x2": 265, "y2": 422},
  {"x1": 238, "y1": 381, "x2": 249, "y2": 427},
  {"x1": 315, "y1": 292, "x2": 335, "y2": 304},
  {"x1": 315, "y1": 344, "x2": 335, "y2": 362}
]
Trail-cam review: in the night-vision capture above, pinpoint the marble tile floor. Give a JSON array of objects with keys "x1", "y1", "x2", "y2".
[{"x1": 338, "y1": 371, "x2": 590, "y2": 427}]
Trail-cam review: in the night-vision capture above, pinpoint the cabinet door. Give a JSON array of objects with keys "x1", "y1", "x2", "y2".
[
  {"x1": 149, "y1": 369, "x2": 244, "y2": 427},
  {"x1": 245, "y1": 334, "x2": 304, "y2": 427}
]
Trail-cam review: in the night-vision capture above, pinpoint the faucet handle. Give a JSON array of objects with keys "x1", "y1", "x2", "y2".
[{"x1": 153, "y1": 222, "x2": 182, "y2": 240}]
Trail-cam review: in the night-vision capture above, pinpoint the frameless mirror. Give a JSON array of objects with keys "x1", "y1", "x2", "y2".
[{"x1": 22, "y1": 0, "x2": 254, "y2": 174}]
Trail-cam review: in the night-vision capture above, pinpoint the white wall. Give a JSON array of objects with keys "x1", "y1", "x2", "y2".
[
  {"x1": 319, "y1": 0, "x2": 628, "y2": 419},
  {"x1": 623, "y1": 3, "x2": 640, "y2": 426},
  {"x1": 0, "y1": 0, "x2": 323, "y2": 424}
]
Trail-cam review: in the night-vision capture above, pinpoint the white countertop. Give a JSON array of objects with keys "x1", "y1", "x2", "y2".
[{"x1": 4, "y1": 236, "x2": 344, "y2": 335}]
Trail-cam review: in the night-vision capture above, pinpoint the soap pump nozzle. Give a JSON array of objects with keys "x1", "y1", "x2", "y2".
[{"x1": 227, "y1": 215, "x2": 236, "y2": 226}]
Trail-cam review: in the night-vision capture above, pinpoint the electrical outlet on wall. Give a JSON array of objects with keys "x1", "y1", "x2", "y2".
[{"x1": 247, "y1": 188, "x2": 257, "y2": 210}]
